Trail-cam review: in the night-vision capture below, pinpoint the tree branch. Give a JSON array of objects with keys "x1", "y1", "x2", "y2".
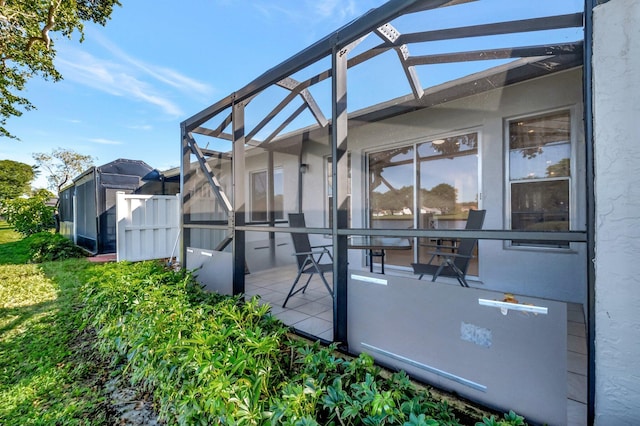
[{"x1": 26, "y1": 0, "x2": 62, "y2": 51}]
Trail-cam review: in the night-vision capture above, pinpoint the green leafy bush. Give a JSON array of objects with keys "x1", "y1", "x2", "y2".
[
  {"x1": 82, "y1": 261, "x2": 527, "y2": 426},
  {"x1": 1, "y1": 190, "x2": 55, "y2": 236},
  {"x1": 26, "y1": 232, "x2": 86, "y2": 263},
  {"x1": 475, "y1": 411, "x2": 525, "y2": 426}
]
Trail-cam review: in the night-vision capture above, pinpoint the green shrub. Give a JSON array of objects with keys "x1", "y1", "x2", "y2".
[
  {"x1": 26, "y1": 232, "x2": 86, "y2": 263},
  {"x1": 475, "y1": 411, "x2": 526, "y2": 426},
  {"x1": 1, "y1": 190, "x2": 55, "y2": 236}
]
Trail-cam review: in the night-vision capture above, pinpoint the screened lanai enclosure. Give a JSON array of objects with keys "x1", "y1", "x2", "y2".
[{"x1": 180, "y1": 1, "x2": 592, "y2": 424}]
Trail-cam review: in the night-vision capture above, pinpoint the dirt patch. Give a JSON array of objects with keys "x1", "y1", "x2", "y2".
[
  {"x1": 69, "y1": 327, "x2": 162, "y2": 425},
  {"x1": 105, "y1": 377, "x2": 162, "y2": 425}
]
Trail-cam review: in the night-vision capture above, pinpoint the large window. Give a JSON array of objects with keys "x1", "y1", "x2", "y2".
[
  {"x1": 369, "y1": 146, "x2": 414, "y2": 225},
  {"x1": 250, "y1": 168, "x2": 283, "y2": 223},
  {"x1": 508, "y1": 111, "x2": 570, "y2": 247},
  {"x1": 368, "y1": 132, "x2": 479, "y2": 270}
]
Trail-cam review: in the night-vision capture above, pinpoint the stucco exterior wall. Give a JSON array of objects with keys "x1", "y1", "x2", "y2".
[{"x1": 593, "y1": 0, "x2": 640, "y2": 422}]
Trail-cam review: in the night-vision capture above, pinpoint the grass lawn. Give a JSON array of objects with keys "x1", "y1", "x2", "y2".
[
  {"x1": 0, "y1": 222, "x2": 110, "y2": 425},
  {"x1": 0, "y1": 222, "x2": 30, "y2": 264}
]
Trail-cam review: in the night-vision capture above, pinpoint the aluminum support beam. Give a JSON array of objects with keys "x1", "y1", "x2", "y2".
[
  {"x1": 332, "y1": 42, "x2": 351, "y2": 347},
  {"x1": 232, "y1": 101, "x2": 246, "y2": 296},
  {"x1": 397, "y1": 13, "x2": 583, "y2": 45},
  {"x1": 583, "y1": 0, "x2": 596, "y2": 423},
  {"x1": 277, "y1": 77, "x2": 328, "y2": 127},
  {"x1": 192, "y1": 113, "x2": 232, "y2": 138},
  {"x1": 407, "y1": 42, "x2": 583, "y2": 66},
  {"x1": 405, "y1": 0, "x2": 475, "y2": 13},
  {"x1": 267, "y1": 151, "x2": 275, "y2": 231},
  {"x1": 231, "y1": 226, "x2": 587, "y2": 243},
  {"x1": 180, "y1": 124, "x2": 189, "y2": 264},
  {"x1": 259, "y1": 104, "x2": 307, "y2": 146},
  {"x1": 245, "y1": 90, "x2": 299, "y2": 142}
]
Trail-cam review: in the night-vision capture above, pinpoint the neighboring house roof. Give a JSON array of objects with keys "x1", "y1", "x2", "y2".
[{"x1": 94, "y1": 158, "x2": 154, "y2": 179}]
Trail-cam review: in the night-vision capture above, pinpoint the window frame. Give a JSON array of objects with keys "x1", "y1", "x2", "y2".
[
  {"x1": 325, "y1": 153, "x2": 352, "y2": 228},
  {"x1": 504, "y1": 108, "x2": 576, "y2": 250},
  {"x1": 364, "y1": 129, "x2": 482, "y2": 271},
  {"x1": 249, "y1": 167, "x2": 284, "y2": 223}
]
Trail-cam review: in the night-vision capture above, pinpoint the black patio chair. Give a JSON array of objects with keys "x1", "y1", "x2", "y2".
[
  {"x1": 411, "y1": 209, "x2": 486, "y2": 287},
  {"x1": 283, "y1": 213, "x2": 334, "y2": 308}
]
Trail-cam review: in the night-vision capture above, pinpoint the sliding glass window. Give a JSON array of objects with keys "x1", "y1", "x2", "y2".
[{"x1": 368, "y1": 132, "x2": 479, "y2": 271}]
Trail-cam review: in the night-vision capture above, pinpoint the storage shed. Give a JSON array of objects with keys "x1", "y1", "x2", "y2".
[{"x1": 59, "y1": 159, "x2": 179, "y2": 254}]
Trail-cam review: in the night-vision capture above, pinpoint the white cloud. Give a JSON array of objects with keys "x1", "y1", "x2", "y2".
[
  {"x1": 55, "y1": 31, "x2": 216, "y2": 117},
  {"x1": 253, "y1": 3, "x2": 303, "y2": 20},
  {"x1": 88, "y1": 138, "x2": 123, "y2": 145},
  {"x1": 252, "y1": 0, "x2": 363, "y2": 24},
  {"x1": 56, "y1": 50, "x2": 184, "y2": 117},
  {"x1": 88, "y1": 31, "x2": 215, "y2": 97},
  {"x1": 128, "y1": 124, "x2": 153, "y2": 131},
  {"x1": 308, "y1": 0, "x2": 358, "y2": 20}
]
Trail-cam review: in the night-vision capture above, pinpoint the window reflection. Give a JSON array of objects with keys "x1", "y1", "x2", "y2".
[
  {"x1": 369, "y1": 146, "x2": 414, "y2": 222},
  {"x1": 368, "y1": 133, "x2": 479, "y2": 271},
  {"x1": 508, "y1": 111, "x2": 571, "y2": 247}
]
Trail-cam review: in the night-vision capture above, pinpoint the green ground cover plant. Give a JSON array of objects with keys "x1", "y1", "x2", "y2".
[
  {"x1": 0, "y1": 224, "x2": 86, "y2": 264},
  {"x1": 83, "y1": 261, "x2": 526, "y2": 426},
  {"x1": 1, "y1": 190, "x2": 56, "y2": 236},
  {"x1": 26, "y1": 232, "x2": 87, "y2": 263}
]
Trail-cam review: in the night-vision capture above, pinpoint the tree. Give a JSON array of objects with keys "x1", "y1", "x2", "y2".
[
  {"x1": 422, "y1": 183, "x2": 457, "y2": 214},
  {"x1": 1, "y1": 188, "x2": 55, "y2": 235},
  {"x1": 372, "y1": 185, "x2": 414, "y2": 215},
  {"x1": 0, "y1": 159, "x2": 35, "y2": 199},
  {"x1": 0, "y1": 0, "x2": 122, "y2": 139},
  {"x1": 32, "y1": 148, "x2": 95, "y2": 195},
  {"x1": 546, "y1": 158, "x2": 570, "y2": 178}
]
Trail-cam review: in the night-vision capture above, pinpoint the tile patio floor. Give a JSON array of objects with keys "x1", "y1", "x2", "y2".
[{"x1": 245, "y1": 265, "x2": 334, "y2": 341}]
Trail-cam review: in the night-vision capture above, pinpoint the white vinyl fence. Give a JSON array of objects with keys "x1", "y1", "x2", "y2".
[{"x1": 116, "y1": 193, "x2": 180, "y2": 262}]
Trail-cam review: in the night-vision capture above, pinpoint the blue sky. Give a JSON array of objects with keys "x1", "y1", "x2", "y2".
[{"x1": 2, "y1": 0, "x2": 582, "y2": 189}]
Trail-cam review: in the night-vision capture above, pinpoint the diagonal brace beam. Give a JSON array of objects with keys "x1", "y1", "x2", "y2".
[
  {"x1": 259, "y1": 103, "x2": 307, "y2": 146},
  {"x1": 375, "y1": 23, "x2": 424, "y2": 99},
  {"x1": 277, "y1": 77, "x2": 328, "y2": 127},
  {"x1": 185, "y1": 132, "x2": 233, "y2": 213}
]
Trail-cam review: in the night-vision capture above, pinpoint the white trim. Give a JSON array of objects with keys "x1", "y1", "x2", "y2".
[
  {"x1": 478, "y1": 298, "x2": 549, "y2": 315},
  {"x1": 350, "y1": 274, "x2": 388, "y2": 285}
]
